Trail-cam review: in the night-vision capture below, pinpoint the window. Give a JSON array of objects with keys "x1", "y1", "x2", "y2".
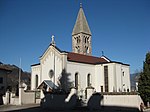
[
  {"x1": 77, "y1": 36, "x2": 80, "y2": 44},
  {"x1": 84, "y1": 36, "x2": 89, "y2": 44},
  {"x1": 35, "y1": 75, "x2": 38, "y2": 88},
  {"x1": 85, "y1": 37, "x2": 87, "y2": 43},
  {"x1": 87, "y1": 74, "x2": 91, "y2": 87},
  {"x1": 0, "y1": 77, "x2": 3, "y2": 84},
  {"x1": 75, "y1": 73, "x2": 79, "y2": 89},
  {"x1": 122, "y1": 72, "x2": 125, "y2": 76},
  {"x1": 49, "y1": 69, "x2": 54, "y2": 78},
  {"x1": 75, "y1": 46, "x2": 80, "y2": 53},
  {"x1": 104, "y1": 66, "x2": 109, "y2": 92},
  {"x1": 101, "y1": 86, "x2": 103, "y2": 92},
  {"x1": 85, "y1": 46, "x2": 89, "y2": 54}
]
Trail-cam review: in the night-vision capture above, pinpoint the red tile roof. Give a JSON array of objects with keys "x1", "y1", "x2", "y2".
[{"x1": 67, "y1": 52, "x2": 109, "y2": 64}]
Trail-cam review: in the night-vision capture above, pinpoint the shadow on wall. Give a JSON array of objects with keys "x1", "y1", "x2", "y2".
[
  {"x1": 87, "y1": 93, "x2": 139, "y2": 112},
  {"x1": 87, "y1": 92, "x2": 103, "y2": 110},
  {"x1": 58, "y1": 69, "x2": 73, "y2": 93}
]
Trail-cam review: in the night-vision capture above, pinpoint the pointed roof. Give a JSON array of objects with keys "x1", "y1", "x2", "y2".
[
  {"x1": 37, "y1": 80, "x2": 58, "y2": 89},
  {"x1": 72, "y1": 4, "x2": 91, "y2": 35}
]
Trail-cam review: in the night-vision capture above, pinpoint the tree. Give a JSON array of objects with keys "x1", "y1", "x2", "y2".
[{"x1": 138, "y1": 52, "x2": 150, "y2": 105}]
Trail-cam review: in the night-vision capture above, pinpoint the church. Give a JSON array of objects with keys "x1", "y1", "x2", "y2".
[{"x1": 31, "y1": 4, "x2": 131, "y2": 98}]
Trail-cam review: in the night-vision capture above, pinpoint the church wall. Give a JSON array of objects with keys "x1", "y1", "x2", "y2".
[
  {"x1": 66, "y1": 62, "x2": 130, "y2": 93},
  {"x1": 31, "y1": 65, "x2": 41, "y2": 90},
  {"x1": 107, "y1": 64, "x2": 115, "y2": 92},
  {"x1": 115, "y1": 64, "x2": 130, "y2": 92},
  {"x1": 94, "y1": 63, "x2": 130, "y2": 93},
  {"x1": 115, "y1": 64, "x2": 123, "y2": 92},
  {"x1": 99, "y1": 63, "x2": 115, "y2": 92},
  {"x1": 67, "y1": 61, "x2": 95, "y2": 93},
  {"x1": 94, "y1": 65, "x2": 103, "y2": 92},
  {"x1": 121, "y1": 65, "x2": 130, "y2": 92}
]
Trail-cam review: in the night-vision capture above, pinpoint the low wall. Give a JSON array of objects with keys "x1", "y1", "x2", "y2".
[
  {"x1": 10, "y1": 96, "x2": 19, "y2": 105},
  {"x1": 3, "y1": 88, "x2": 40, "y2": 105},
  {"x1": 102, "y1": 95, "x2": 142, "y2": 110},
  {"x1": 2, "y1": 95, "x2": 7, "y2": 105},
  {"x1": 3, "y1": 92, "x2": 19, "y2": 105},
  {"x1": 2, "y1": 92, "x2": 11, "y2": 105},
  {"x1": 36, "y1": 99, "x2": 41, "y2": 104},
  {"x1": 21, "y1": 90, "x2": 35, "y2": 104},
  {"x1": 87, "y1": 93, "x2": 143, "y2": 111}
]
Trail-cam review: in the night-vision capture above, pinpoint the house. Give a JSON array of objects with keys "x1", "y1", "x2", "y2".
[
  {"x1": 0, "y1": 63, "x2": 31, "y2": 95},
  {"x1": 31, "y1": 4, "x2": 131, "y2": 99},
  {"x1": 0, "y1": 66, "x2": 11, "y2": 95}
]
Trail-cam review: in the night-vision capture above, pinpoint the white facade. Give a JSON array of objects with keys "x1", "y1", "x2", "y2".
[{"x1": 31, "y1": 45, "x2": 131, "y2": 95}]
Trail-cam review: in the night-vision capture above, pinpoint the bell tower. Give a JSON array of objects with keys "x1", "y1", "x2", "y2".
[{"x1": 72, "y1": 3, "x2": 92, "y2": 55}]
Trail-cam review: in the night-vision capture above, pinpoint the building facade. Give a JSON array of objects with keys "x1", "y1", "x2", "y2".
[{"x1": 31, "y1": 5, "x2": 131, "y2": 98}]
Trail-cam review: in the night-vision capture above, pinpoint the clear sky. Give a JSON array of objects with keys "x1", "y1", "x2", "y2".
[{"x1": 0, "y1": 0, "x2": 150, "y2": 74}]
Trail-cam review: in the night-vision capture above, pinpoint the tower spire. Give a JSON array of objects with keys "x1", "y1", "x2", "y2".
[
  {"x1": 72, "y1": 4, "x2": 92, "y2": 55},
  {"x1": 72, "y1": 4, "x2": 91, "y2": 36}
]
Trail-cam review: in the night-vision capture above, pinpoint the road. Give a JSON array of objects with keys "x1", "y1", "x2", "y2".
[{"x1": 0, "y1": 104, "x2": 150, "y2": 112}]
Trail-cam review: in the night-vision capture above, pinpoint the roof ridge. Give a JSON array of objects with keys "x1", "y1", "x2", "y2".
[{"x1": 68, "y1": 52, "x2": 100, "y2": 59}]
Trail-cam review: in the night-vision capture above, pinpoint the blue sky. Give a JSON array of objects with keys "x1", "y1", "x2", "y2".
[{"x1": 0, "y1": 0, "x2": 150, "y2": 74}]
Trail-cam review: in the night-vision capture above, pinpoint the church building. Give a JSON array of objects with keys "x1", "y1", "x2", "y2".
[{"x1": 31, "y1": 4, "x2": 131, "y2": 98}]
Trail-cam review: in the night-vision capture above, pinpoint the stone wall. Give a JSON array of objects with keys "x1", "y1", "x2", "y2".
[
  {"x1": 3, "y1": 88, "x2": 40, "y2": 105},
  {"x1": 87, "y1": 92, "x2": 143, "y2": 111}
]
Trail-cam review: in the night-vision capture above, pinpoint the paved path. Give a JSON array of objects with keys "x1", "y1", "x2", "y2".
[{"x1": 0, "y1": 104, "x2": 41, "y2": 112}]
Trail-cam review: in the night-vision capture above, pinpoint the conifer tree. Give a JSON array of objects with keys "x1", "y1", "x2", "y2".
[{"x1": 138, "y1": 52, "x2": 150, "y2": 105}]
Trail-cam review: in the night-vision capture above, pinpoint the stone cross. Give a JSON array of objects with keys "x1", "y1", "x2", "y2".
[{"x1": 51, "y1": 35, "x2": 55, "y2": 46}]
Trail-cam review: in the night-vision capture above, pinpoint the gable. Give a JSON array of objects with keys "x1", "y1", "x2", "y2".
[{"x1": 40, "y1": 45, "x2": 63, "y2": 63}]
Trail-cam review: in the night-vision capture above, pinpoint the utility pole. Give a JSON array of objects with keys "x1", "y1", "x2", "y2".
[
  {"x1": 18, "y1": 58, "x2": 22, "y2": 105},
  {"x1": 19, "y1": 58, "x2": 21, "y2": 87}
]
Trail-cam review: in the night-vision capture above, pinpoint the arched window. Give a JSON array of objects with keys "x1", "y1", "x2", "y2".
[
  {"x1": 85, "y1": 46, "x2": 89, "y2": 54},
  {"x1": 85, "y1": 37, "x2": 87, "y2": 43},
  {"x1": 87, "y1": 37, "x2": 89, "y2": 43},
  {"x1": 87, "y1": 74, "x2": 91, "y2": 87},
  {"x1": 85, "y1": 37, "x2": 89, "y2": 44},
  {"x1": 75, "y1": 73, "x2": 79, "y2": 89},
  {"x1": 77, "y1": 36, "x2": 80, "y2": 43},
  {"x1": 75, "y1": 46, "x2": 80, "y2": 53},
  {"x1": 49, "y1": 69, "x2": 54, "y2": 79},
  {"x1": 35, "y1": 75, "x2": 38, "y2": 88}
]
